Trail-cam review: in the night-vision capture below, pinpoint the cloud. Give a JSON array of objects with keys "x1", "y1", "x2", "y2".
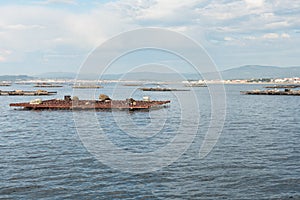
[
  {"x1": 105, "y1": 0, "x2": 200, "y2": 26},
  {"x1": 263, "y1": 33, "x2": 279, "y2": 39},
  {"x1": 34, "y1": 0, "x2": 78, "y2": 5},
  {"x1": 0, "y1": 0, "x2": 299, "y2": 73},
  {"x1": 135, "y1": 0, "x2": 198, "y2": 20},
  {"x1": 262, "y1": 32, "x2": 290, "y2": 39},
  {"x1": 0, "y1": 55, "x2": 5, "y2": 62},
  {"x1": 244, "y1": 0, "x2": 264, "y2": 8},
  {"x1": 265, "y1": 21, "x2": 290, "y2": 29},
  {"x1": 224, "y1": 36, "x2": 234, "y2": 41},
  {"x1": 281, "y1": 33, "x2": 290, "y2": 38},
  {"x1": 0, "y1": 24, "x2": 44, "y2": 30},
  {"x1": 194, "y1": 0, "x2": 300, "y2": 37},
  {"x1": 0, "y1": 4, "x2": 135, "y2": 62},
  {"x1": 0, "y1": 49, "x2": 12, "y2": 62},
  {"x1": 244, "y1": 36, "x2": 256, "y2": 40},
  {"x1": 196, "y1": 1, "x2": 247, "y2": 21}
]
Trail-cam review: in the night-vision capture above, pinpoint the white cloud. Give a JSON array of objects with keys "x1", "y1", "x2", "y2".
[
  {"x1": 263, "y1": 33, "x2": 279, "y2": 39},
  {"x1": 0, "y1": 4, "x2": 135, "y2": 60},
  {"x1": 2, "y1": 49, "x2": 12, "y2": 55},
  {"x1": 265, "y1": 21, "x2": 290, "y2": 29},
  {"x1": 244, "y1": 0, "x2": 264, "y2": 8},
  {"x1": 0, "y1": 0, "x2": 299, "y2": 72},
  {"x1": 105, "y1": 0, "x2": 200, "y2": 26},
  {"x1": 168, "y1": 26, "x2": 189, "y2": 33},
  {"x1": 281, "y1": 33, "x2": 290, "y2": 38},
  {"x1": 196, "y1": 1, "x2": 246, "y2": 20},
  {"x1": 136, "y1": 0, "x2": 198, "y2": 20},
  {"x1": 244, "y1": 36, "x2": 256, "y2": 40},
  {"x1": 34, "y1": 0, "x2": 78, "y2": 5},
  {"x1": 262, "y1": 32, "x2": 291, "y2": 40},
  {"x1": 0, "y1": 24, "x2": 44, "y2": 31},
  {"x1": 224, "y1": 36, "x2": 234, "y2": 41},
  {"x1": 0, "y1": 49, "x2": 12, "y2": 62},
  {"x1": 0, "y1": 55, "x2": 6, "y2": 62},
  {"x1": 194, "y1": 0, "x2": 300, "y2": 36}
]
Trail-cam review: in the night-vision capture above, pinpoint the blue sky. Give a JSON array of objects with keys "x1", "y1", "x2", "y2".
[{"x1": 0, "y1": 0, "x2": 299, "y2": 75}]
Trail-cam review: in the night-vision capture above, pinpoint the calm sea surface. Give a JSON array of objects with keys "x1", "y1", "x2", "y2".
[{"x1": 0, "y1": 84, "x2": 299, "y2": 199}]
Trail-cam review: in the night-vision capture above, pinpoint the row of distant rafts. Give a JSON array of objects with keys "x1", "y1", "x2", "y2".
[{"x1": 0, "y1": 90, "x2": 57, "y2": 96}]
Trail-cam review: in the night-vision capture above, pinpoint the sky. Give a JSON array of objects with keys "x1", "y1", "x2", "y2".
[{"x1": 0, "y1": 0, "x2": 299, "y2": 75}]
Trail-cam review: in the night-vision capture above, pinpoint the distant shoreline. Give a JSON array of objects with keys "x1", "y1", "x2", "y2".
[{"x1": 3, "y1": 79, "x2": 300, "y2": 85}]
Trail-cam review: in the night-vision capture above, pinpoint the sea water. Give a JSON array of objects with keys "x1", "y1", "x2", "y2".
[{"x1": 0, "y1": 83, "x2": 299, "y2": 199}]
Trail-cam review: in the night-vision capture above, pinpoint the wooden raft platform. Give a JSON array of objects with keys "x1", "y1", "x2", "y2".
[
  {"x1": 10, "y1": 98, "x2": 171, "y2": 111},
  {"x1": 264, "y1": 85, "x2": 300, "y2": 89},
  {"x1": 0, "y1": 83, "x2": 11, "y2": 86},
  {"x1": 241, "y1": 89, "x2": 300, "y2": 96},
  {"x1": 34, "y1": 83, "x2": 63, "y2": 88}
]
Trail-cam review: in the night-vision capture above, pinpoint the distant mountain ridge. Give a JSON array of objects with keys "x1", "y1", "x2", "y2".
[
  {"x1": 0, "y1": 75, "x2": 35, "y2": 81},
  {"x1": 2, "y1": 65, "x2": 300, "y2": 81},
  {"x1": 36, "y1": 72, "x2": 77, "y2": 79},
  {"x1": 67, "y1": 66, "x2": 300, "y2": 80},
  {"x1": 35, "y1": 72, "x2": 201, "y2": 81},
  {"x1": 220, "y1": 65, "x2": 300, "y2": 80}
]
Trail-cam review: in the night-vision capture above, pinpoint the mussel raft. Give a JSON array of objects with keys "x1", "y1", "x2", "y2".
[
  {"x1": 9, "y1": 95, "x2": 171, "y2": 111},
  {"x1": 240, "y1": 89, "x2": 300, "y2": 96},
  {"x1": 0, "y1": 90, "x2": 57, "y2": 96}
]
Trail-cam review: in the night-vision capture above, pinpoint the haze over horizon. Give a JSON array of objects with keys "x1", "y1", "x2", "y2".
[{"x1": 0, "y1": 0, "x2": 299, "y2": 75}]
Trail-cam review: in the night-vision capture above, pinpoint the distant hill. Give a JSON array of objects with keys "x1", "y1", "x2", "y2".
[
  {"x1": 220, "y1": 65, "x2": 300, "y2": 80},
  {"x1": 3, "y1": 65, "x2": 300, "y2": 81},
  {"x1": 98, "y1": 72, "x2": 201, "y2": 81},
  {"x1": 36, "y1": 72, "x2": 77, "y2": 79},
  {"x1": 0, "y1": 75, "x2": 35, "y2": 81},
  {"x1": 37, "y1": 71, "x2": 201, "y2": 81}
]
